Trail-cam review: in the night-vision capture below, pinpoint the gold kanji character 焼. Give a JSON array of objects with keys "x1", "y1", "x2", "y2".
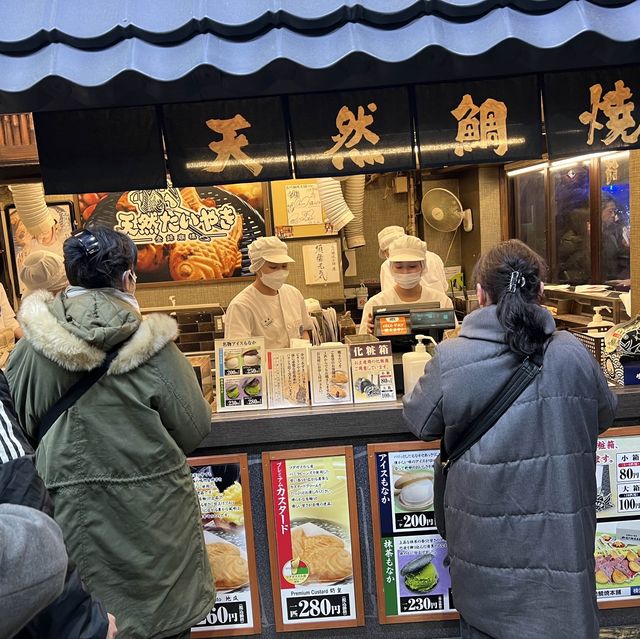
[
  {"x1": 323, "y1": 103, "x2": 385, "y2": 170},
  {"x1": 579, "y1": 80, "x2": 640, "y2": 146},
  {"x1": 204, "y1": 114, "x2": 263, "y2": 176},
  {"x1": 451, "y1": 94, "x2": 509, "y2": 157}
]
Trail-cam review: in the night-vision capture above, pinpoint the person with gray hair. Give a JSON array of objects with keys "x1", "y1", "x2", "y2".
[{"x1": 224, "y1": 235, "x2": 313, "y2": 348}]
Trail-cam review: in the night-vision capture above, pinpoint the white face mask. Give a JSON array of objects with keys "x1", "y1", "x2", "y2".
[
  {"x1": 261, "y1": 270, "x2": 289, "y2": 291},
  {"x1": 392, "y1": 272, "x2": 422, "y2": 290}
]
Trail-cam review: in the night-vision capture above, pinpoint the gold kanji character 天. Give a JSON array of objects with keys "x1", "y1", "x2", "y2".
[
  {"x1": 323, "y1": 103, "x2": 385, "y2": 170},
  {"x1": 451, "y1": 94, "x2": 509, "y2": 157},
  {"x1": 204, "y1": 114, "x2": 263, "y2": 176},
  {"x1": 579, "y1": 80, "x2": 640, "y2": 146}
]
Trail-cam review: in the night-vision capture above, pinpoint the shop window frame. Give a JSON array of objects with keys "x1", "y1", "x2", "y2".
[{"x1": 508, "y1": 156, "x2": 628, "y2": 284}]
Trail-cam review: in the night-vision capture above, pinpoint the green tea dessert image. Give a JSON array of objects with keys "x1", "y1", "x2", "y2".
[
  {"x1": 243, "y1": 377, "x2": 262, "y2": 397},
  {"x1": 225, "y1": 383, "x2": 240, "y2": 399},
  {"x1": 400, "y1": 553, "x2": 439, "y2": 592}
]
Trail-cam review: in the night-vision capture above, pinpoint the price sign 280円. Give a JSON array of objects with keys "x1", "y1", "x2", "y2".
[{"x1": 263, "y1": 446, "x2": 365, "y2": 632}]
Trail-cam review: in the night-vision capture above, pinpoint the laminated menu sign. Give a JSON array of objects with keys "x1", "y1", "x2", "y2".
[
  {"x1": 189, "y1": 454, "x2": 261, "y2": 636},
  {"x1": 266, "y1": 348, "x2": 310, "y2": 409},
  {"x1": 263, "y1": 447, "x2": 364, "y2": 632},
  {"x1": 368, "y1": 442, "x2": 457, "y2": 624},
  {"x1": 595, "y1": 426, "x2": 640, "y2": 608},
  {"x1": 349, "y1": 341, "x2": 396, "y2": 403},
  {"x1": 309, "y1": 345, "x2": 352, "y2": 406},
  {"x1": 215, "y1": 338, "x2": 266, "y2": 412}
]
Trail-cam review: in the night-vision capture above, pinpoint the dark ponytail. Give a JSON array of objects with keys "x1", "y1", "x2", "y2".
[{"x1": 473, "y1": 239, "x2": 549, "y2": 358}]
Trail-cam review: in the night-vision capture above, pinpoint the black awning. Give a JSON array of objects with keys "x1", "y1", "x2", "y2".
[{"x1": 0, "y1": 0, "x2": 639, "y2": 113}]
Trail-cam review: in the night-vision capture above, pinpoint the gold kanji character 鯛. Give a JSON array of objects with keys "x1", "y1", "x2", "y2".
[{"x1": 451, "y1": 94, "x2": 509, "y2": 157}]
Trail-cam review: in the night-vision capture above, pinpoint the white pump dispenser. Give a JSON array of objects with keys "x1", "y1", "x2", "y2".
[
  {"x1": 402, "y1": 334, "x2": 437, "y2": 397},
  {"x1": 587, "y1": 306, "x2": 614, "y2": 335}
]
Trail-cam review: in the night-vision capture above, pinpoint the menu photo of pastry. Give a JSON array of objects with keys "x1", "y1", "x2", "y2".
[
  {"x1": 79, "y1": 183, "x2": 267, "y2": 284},
  {"x1": 204, "y1": 531, "x2": 250, "y2": 592},
  {"x1": 393, "y1": 469, "x2": 434, "y2": 513},
  {"x1": 595, "y1": 526, "x2": 640, "y2": 596},
  {"x1": 309, "y1": 345, "x2": 353, "y2": 406},
  {"x1": 192, "y1": 463, "x2": 251, "y2": 593},
  {"x1": 288, "y1": 520, "x2": 353, "y2": 587}
]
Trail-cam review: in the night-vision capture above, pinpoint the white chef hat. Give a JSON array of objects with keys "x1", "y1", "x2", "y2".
[
  {"x1": 387, "y1": 235, "x2": 427, "y2": 263},
  {"x1": 377, "y1": 226, "x2": 405, "y2": 258},
  {"x1": 248, "y1": 236, "x2": 295, "y2": 273},
  {"x1": 19, "y1": 250, "x2": 68, "y2": 293}
]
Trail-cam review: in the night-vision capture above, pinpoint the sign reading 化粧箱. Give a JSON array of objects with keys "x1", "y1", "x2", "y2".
[{"x1": 349, "y1": 341, "x2": 397, "y2": 404}]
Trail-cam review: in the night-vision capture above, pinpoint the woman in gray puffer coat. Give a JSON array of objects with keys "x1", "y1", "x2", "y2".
[{"x1": 403, "y1": 240, "x2": 616, "y2": 639}]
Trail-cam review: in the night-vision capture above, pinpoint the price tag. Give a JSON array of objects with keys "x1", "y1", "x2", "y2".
[
  {"x1": 394, "y1": 512, "x2": 435, "y2": 531},
  {"x1": 618, "y1": 492, "x2": 640, "y2": 513},
  {"x1": 617, "y1": 454, "x2": 640, "y2": 482},
  {"x1": 400, "y1": 595, "x2": 445, "y2": 613},
  {"x1": 286, "y1": 594, "x2": 351, "y2": 621},
  {"x1": 197, "y1": 602, "x2": 248, "y2": 627}
]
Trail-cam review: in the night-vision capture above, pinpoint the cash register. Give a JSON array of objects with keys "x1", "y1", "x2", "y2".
[{"x1": 372, "y1": 302, "x2": 457, "y2": 392}]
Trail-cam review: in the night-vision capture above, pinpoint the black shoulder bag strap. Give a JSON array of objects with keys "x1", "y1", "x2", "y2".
[
  {"x1": 441, "y1": 355, "x2": 542, "y2": 472},
  {"x1": 34, "y1": 344, "x2": 124, "y2": 445}
]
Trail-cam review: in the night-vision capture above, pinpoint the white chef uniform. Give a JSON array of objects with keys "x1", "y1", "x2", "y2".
[{"x1": 224, "y1": 283, "x2": 313, "y2": 349}]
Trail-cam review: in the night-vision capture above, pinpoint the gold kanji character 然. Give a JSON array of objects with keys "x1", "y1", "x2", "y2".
[
  {"x1": 323, "y1": 103, "x2": 385, "y2": 170},
  {"x1": 451, "y1": 94, "x2": 509, "y2": 157},
  {"x1": 204, "y1": 114, "x2": 263, "y2": 176},
  {"x1": 579, "y1": 80, "x2": 640, "y2": 146}
]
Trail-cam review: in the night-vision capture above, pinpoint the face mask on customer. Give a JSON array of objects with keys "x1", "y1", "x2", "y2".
[
  {"x1": 261, "y1": 270, "x2": 289, "y2": 291},
  {"x1": 392, "y1": 272, "x2": 422, "y2": 290}
]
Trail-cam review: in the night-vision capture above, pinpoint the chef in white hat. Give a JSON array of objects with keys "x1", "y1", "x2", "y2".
[
  {"x1": 378, "y1": 226, "x2": 448, "y2": 294},
  {"x1": 360, "y1": 235, "x2": 453, "y2": 334},
  {"x1": 224, "y1": 236, "x2": 313, "y2": 348},
  {"x1": 19, "y1": 250, "x2": 68, "y2": 295}
]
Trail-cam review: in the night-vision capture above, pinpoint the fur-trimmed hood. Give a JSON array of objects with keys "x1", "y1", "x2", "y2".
[{"x1": 18, "y1": 290, "x2": 178, "y2": 375}]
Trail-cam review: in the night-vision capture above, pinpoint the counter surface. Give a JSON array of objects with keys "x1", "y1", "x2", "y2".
[{"x1": 204, "y1": 385, "x2": 640, "y2": 451}]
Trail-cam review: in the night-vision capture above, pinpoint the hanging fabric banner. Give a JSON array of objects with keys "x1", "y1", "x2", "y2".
[
  {"x1": 288, "y1": 87, "x2": 415, "y2": 178},
  {"x1": 543, "y1": 65, "x2": 640, "y2": 159},
  {"x1": 415, "y1": 75, "x2": 543, "y2": 167},
  {"x1": 34, "y1": 106, "x2": 167, "y2": 194},
  {"x1": 162, "y1": 97, "x2": 292, "y2": 187}
]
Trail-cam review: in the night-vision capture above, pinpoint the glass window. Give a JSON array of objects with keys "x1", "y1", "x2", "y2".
[
  {"x1": 551, "y1": 163, "x2": 591, "y2": 284},
  {"x1": 599, "y1": 152, "x2": 630, "y2": 283},
  {"x1": 512, "y1": 170, "x2": 547, "y2": 261}
]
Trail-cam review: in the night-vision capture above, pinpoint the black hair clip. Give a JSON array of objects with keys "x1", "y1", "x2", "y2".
[
  {"x1": 72, "y1": 229, "x2": 100, "y2": 256},
  {"x1": 508, "y1": 270, "x2": 526, "y2": 293}
]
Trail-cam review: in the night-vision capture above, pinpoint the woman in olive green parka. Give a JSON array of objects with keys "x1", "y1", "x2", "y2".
[{"x1": 6, "y1": 228, "x2": 215, "y2": 639}]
